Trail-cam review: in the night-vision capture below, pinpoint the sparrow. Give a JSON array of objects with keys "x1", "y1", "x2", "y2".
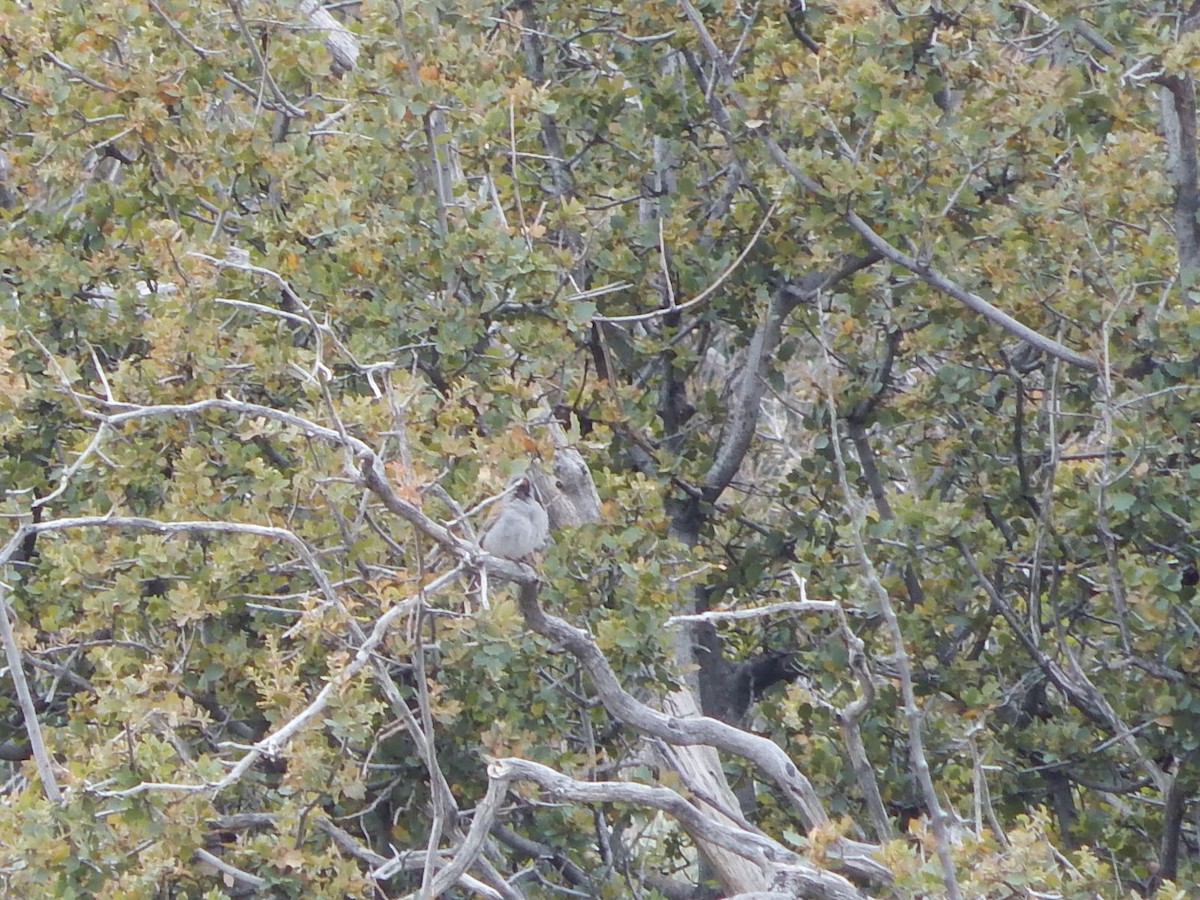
[{"x1": 480, "y1": 478, "x2": 550, "y2": 561}]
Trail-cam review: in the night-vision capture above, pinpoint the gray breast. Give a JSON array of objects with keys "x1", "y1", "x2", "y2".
[{"x1": 482, "y1": 497, "x2": 549, "y2": 559}]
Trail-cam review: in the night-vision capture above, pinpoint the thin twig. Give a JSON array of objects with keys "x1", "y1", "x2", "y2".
[
  {"x1": 42, "y1": 52, "x2": 119, "y2": 92},
  {"x1": 225, "y1": 0, "x2": 307, "y2": 117},
  {"x1": 665, "y1": 599, "x2": 837, "y2": 626},
  {"x1": 148, "y1": 0, "x2": 220, "y2": 57},
  {"x1": 593, "y1": 199, "x2": 777, "y2": 324}
]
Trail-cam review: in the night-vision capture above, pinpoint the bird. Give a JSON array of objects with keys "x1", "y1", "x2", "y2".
[{"x1": 480, "y1": 478, "x2": 550, "y2": 561}]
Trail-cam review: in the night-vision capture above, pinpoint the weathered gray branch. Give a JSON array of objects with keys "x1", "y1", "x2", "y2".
[
  {"x1": 210, "y1": 813, "x2": 510, "y2": 897},
  {"x1": 297, "y1": 0, "x2": 359, "y2": 74},
  {"x1": 704, "y1": 254, "x2": 880, "y2": 496},
  {"x1": 514, "y1": 582, "x2": 889, "y2": 885},
  {"x1": 1159, "y1": 70, "x2": 1200, "y2": 290},
  {"x1": 489, "y1": 757, "x2": 870, "y2": 900},
  {"x1": 0, "y1": 580, "x2": 59, "y2": 802}
]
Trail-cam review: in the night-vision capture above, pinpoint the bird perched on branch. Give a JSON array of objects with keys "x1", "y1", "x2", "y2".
[{"x1": 480, "y1": 478, "x2": 549, "y2": 562}]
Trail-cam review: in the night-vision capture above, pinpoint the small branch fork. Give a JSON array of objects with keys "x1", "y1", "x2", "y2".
[{"x1": 664, "y1": 597, "x2": 837, "y2": 627}]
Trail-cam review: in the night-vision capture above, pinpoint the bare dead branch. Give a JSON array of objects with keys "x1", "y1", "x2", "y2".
[
  {"x1": 425, "y1": 771, "x2": 508, "y2": 894},
  {"x1": 488, "y1": 757, "x2": 870, "y2": 900},
  {"x1": 665, "y1": 599, "x2": 838, "y2": 627},
  {"x1": 0, "y1": 580, "x2": 60, "y2": 802},
  {"x1": 193, "y1": 848, "x2": 267, "y2": 889},
  {"x1": 831, "y1": 601, "x2": 893, "y2": 843},
  {"x1": 513, "y1": 582, "x2": 889, "y2": 884},
  {"x1": 297, "y1": 0, "x2": 359, "y2": 74},
  {"x1": 1160, "y1": 72, "x2": 1200, "y2": 291}
]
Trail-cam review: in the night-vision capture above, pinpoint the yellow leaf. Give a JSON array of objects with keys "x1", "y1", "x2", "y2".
[{"x1": 275, "y1": 847, "x2": 306, "y2": 871}]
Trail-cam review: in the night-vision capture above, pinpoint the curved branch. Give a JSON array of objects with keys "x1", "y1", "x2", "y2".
[
  {"x1": 49, "y1": 395, "x2": 523, "y2": 574},
  {"x1": 841, "y1": 212, "x2": 1097, "y2": 370},
  {"x1": 515, "y1": 583, "x2": 889, "y2": 884},
  {"x1": 489, "y1": 757, "x2": 869, "y2": 900},
  {"x1": 421, "y1": 773, "x2": 509, "y2": 894},
  {"x1": 704, "y1": 254, "x2": 881, "y2": 496},
  {"x1": 0, "y1": 512, "x2": 463, "y2": 800}
]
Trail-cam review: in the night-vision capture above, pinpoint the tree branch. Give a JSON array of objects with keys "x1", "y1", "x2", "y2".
[
  {"x1": 677, "y1": 0, "x2": 1099, "y2": 372},
  {"x1": 820, "y1": 336, "x2": 961, "y2": 899},
  {"x1": 489, "y1": 757, "x2": 870, "y2": 900},
  {"x1": 0, "y1": 580, "x2": 59, "y2": 802},
  {"x1": 704, "y1": 255, "x2": 880, "y2": 497},
  {"x1": 514, "y1": 582, "x2": 889, "y2": 884},
  {"x1": 1159, "y1": 73, "x2": 1200, "y2": 290}
]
